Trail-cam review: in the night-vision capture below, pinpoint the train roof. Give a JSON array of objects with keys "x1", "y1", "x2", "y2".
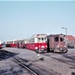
[
  {"x1": 32, "y1": 34, "x2": 47, "y2": 38},
  {"x1": 47, "y1": 34, "x2": 65, "y2": 37}
]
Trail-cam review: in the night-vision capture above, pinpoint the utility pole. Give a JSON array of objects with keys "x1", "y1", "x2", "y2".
[{"x1": 62, "y1": 27, "x2": 67, "y2": 46}]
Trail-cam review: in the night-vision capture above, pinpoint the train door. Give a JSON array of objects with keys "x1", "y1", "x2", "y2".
[{"x1": 54, "y1": 36, "x2": 59, "y2": 48}]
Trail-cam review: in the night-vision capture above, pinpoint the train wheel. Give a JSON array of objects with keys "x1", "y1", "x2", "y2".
[
  {"x1": 23, "y1": 46, "x2": 25, "y2": 49},
  {"x1": 35, "y1": 50, "x2": 39, "y2": 53},
  {"x1": 47, "y1": 48, "x2": 50, "y2": 53},
  {"x1": 35, "y1": 50, "x2": 42, "y2": 54},
  {"x1": 64, "y1": 49, "x2": 68, "y2": 53}
]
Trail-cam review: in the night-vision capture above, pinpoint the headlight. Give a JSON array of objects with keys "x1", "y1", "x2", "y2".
[
  {"x1": 41, "y1": 46, "x2": 44, "y2": 48},
  {"x1": 35, "y1": 47, "x2": 38, "y2": 49},
  {"x1": 64, "y1": 46, "x2": 66, "y2": 47},
  {"x1": 57, "y1": 46, "x2": 59, "y2": 47}
]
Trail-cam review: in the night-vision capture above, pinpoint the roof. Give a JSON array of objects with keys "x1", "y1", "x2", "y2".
[
  {"x1": 47, "y1": 34, "x2": 64, "y2": 37},
  {"x1": 32, "y1": 34, "x2": 47, "y2": 38},
  {"x1": 66, "y1": 35, "x2": 75, "y2": 41}
]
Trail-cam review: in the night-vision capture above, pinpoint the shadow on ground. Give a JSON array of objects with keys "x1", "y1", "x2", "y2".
[
  {"x1": 0, "y1": 49, "x2": 18, "y2": 61},
  {"x1": 71, "y1": 72, "x2": 75, "y2": 75},
  {"x1": 0, "y1": 67, "x2": 23, "y2": 75}
]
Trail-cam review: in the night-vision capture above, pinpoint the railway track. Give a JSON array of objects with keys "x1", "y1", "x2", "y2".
[
  {"x1": 0, "y1": 49, "x2": 61, "y2": 75},
  {"x1": 43, "y1": 52, "x2": 75, "y2": 67},
  {"x1": 0, "y1": 50, "x2": 38, "y2": 75},
  {"x1": 1, "y1": 48, "x2": 75, "y2": 75},
  {"x1": 13, "y1": 57, "x2": 38, "y2": 75},
  {"x1": 13, "y1": 56, "x2": 61, "y2": 75}
]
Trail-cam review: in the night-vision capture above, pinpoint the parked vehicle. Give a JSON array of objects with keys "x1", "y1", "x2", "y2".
[
  {"x1": 47, "y1": 34, "x2": 68, "y2": 53},
  {"x1": 67, "y1": 44, "x2": 74, "y2": 48}
]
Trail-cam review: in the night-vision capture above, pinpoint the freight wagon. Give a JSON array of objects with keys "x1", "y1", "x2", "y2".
[{"x1": 47, "y1": 34, "x2": 68, "y2": 53}]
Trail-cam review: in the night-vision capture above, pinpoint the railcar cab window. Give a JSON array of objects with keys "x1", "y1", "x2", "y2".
[
  {"x1": 38, "y1": 37, "x2": 46, "y2": 42},
  {"x1": 42, "y1": 38, "x2": 44, "y2": 40},
  {"x1": 38, "y1": 38, "x2": 41, "y2": 42},
  {"x1": 38, "y1": 38, "x2": 44, "y2": 42},
  {"x1": 42, "y1": 38, "x2": 44, "y2": 42},
  {"x1": 45, "y1": 37, "x2": 46, "y2": 40},
  {"x1": 54, "y1": 37, "x2": 59, "y2": 42},
  {"x1": 45, "y1": 37, "x2": 47, "y2": 42},
  {"x1": 60, "y1": 37, "x2": 63, "y2": 42}
]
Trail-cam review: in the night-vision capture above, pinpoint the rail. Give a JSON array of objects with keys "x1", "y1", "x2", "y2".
[
  {"x1": 13, "y1": 56, "x2": 61, "y2": 75},
  {"x1": 13, "y1": 57, "x2": 38, "y2": 75}
]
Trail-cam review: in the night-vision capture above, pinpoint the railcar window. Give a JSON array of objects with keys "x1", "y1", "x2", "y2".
[
  {"x1": 42, "y1": 38, "x2": 44, "y2": 40},
  {"x1": 38, "y1": 38, "x2": 41, "y2": 42},
  {"x1": 60, "y1": 38, "x2": 63, "y2": 42},
  {"x1": 45, "y1": 38, "x2": 47, "y2": 41},
  {"x1": 54, "y1": 37, "x2": 59, "y2": 42},
  {"x1": 38, "y1": 38, "x2": 46, "y2": 42},
  {"x1": 38, "y1": 38, "x2": 40, "y2": 40},
  {"x1": 43, "y1": 38, "x2": 45, "y2": 42}
]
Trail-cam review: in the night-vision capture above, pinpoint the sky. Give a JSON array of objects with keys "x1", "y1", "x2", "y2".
[{"x1": 0, "y1": 1, "x2": 75, "y2": 42}]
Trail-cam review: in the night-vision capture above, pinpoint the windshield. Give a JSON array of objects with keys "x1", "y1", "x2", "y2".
[
  {"x1": 54, "y1": 37, "x2": 59, "y2": 42},
  {"x1": 60, "y1": 37, "x2": 64, "y2": 42},
  {"x1": 38, "y1": 37, "x2": 47, "y2": 42}
]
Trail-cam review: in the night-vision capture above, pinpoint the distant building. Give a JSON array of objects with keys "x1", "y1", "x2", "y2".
[{"x1": 66, "y1": 35, "x2": 75, "y2": 48}]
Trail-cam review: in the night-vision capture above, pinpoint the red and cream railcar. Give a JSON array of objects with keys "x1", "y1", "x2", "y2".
[
  {"x1": 5, "y1": 40, "x2": 16, "y2": 47},
  {"x1": 16, "y1": 39, "x2": 27, "y2": 49},
  {"x1": 26, "y1": 34, "x2": 47, "y2": 53},
  {"x1": 0, "y1": 40, "x2": 2, "y2": 49}
]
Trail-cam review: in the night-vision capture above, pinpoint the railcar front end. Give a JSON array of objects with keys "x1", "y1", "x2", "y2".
[
  {"x1": 26, "y1": 34, "x2": 47, "y2": 53},
  {"x1": 47, "y1": 34, "x2": 68, "y2": 53}
]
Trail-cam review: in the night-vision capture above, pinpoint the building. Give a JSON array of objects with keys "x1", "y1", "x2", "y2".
[{"x1": 66, "y1": 35, "x2": 75, "y2": 48}]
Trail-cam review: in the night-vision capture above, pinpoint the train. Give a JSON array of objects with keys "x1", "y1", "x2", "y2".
[
  {"x1": 47, "y1": 34, "x2": 68, "y2": 53},
  {"x1": 16, "y1": 39, "x2": 27, "y2": 48},
  {"x1": 5, "y1": 34, "x2": 47, "y2": 53},
  {"x1": 0, "y1": 40, "x2": 2, "y2": 49},
  {"x1": 5, "y1": 34, "x2": 68, "y2": 53},
  {"x1": 26, "y1": 34, "x2": 47, "y2": 53},
  {"x1": 5, "y1": 39, "x2": 27, "y2": 48},
  {"x1": 5, "y1": 40, "x2": 16, "y2": 47}
]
